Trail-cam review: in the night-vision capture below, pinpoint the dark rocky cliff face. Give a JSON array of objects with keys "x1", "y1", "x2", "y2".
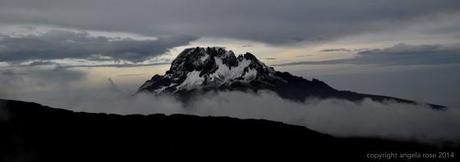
[{"x1": 138, "y1": 47, "x2": 445, "y2": 109}]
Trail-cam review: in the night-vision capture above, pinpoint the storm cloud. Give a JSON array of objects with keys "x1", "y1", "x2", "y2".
[
  {"x1": 1, "y1": 0, "x2": 459, "y2": 44},
  {"x1": 0, "y1": 30, "x2": 195, "y2": 63}
]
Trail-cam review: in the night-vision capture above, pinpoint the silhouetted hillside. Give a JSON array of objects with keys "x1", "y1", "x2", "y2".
[{"x1": 0, "y1": 99, "x2": 457, "y2": 162}]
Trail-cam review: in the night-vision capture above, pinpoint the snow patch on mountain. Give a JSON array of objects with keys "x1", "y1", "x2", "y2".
[
  {"x1": 137, "y1": 47, "x2": 278, "y2": 94},
  {"x1": 176, "y1": 70, "x2": 205, "y2": 90},
  {"x1": 243, "y1": 68, "x2": 258, "y2": 81},
  {"x1": 200, "y1": 54, "x2": 209, "y2": 62},
  {"x1": 209, "y1": 57, "x2": 254, "y2": 84}
]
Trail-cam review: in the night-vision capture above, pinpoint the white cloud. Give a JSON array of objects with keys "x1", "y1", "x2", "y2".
[
  {"x1": 186, "y1": 91, "x2": 460, "y2": 143},
  {"x1": 1, "y1": 64, "x2": 459, "y2": 144},
  {"x1": 3, "y1": 73, "x2": 458, "y2": 144}
]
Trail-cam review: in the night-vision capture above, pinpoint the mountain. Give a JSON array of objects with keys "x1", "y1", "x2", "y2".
[
  {"x1": 1, "y1": 99, "x2": 457, "y2": 161},
  {"x1": 138, "y1": 47, "x2": 445, "y2": 109}
]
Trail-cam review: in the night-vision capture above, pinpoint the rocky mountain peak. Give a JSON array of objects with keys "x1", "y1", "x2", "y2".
[
  {"x1": 137, "y1": 47, "x2": 445, "y2": 109},
  {"x1": 139, "y1": 47, "x2": 278, "y2": 94}
]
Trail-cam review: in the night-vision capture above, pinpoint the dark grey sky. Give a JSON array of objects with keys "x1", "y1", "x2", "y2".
[
  {"x1": 0, "y1": 30, "x2": 195, "y2": 63},
  {"x1": 0, "y1": 0, "x2": 459, "y2": 64},
  {"x1": 1, "y1": 0, "x2": 459, "y2": 44},
  {"x1": 0, "y1": 0, "x2": 459, "y2": 109},
  {"x1": 0, "y1": 0, "x2": 460, "y2": 61},
  {"x1": 1, "y1": 1, "x2": 460, "y2": 142}
]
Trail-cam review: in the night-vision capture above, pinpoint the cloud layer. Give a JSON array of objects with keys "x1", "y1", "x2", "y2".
[
  {"x1": 0, "y1": 30, "x2": 195, "y2": 63},
  {"x1": 0, "y1": 66, "x2": 86, "y2": 98},
  {"x1": 277, "y1": 43, "x2": 460, "y2": 66},
  {"x1": 1, "y1": 0, "x2": 459, "y2": 44},
  {"x1": 189, "y1": 91, "x2": 460, "y2": 143},
  {"x1": 1, "y1": 69, "x2": 459, "y2": 144}
]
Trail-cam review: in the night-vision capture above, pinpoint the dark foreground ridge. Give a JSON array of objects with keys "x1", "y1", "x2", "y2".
[
  {"x1": 0, "y1": 99, "x2": 458, "y2": 161},
  {"x1": 138, "y1": 47, "x2": 445, "y2": 109}
]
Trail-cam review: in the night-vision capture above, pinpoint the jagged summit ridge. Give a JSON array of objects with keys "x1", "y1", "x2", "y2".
[
  {"x1": 139, "y1": 47, "x2": 281, "y2": 93},
  {"x1": 138, "y1": 47, "x2": 445, "y2": 109}
]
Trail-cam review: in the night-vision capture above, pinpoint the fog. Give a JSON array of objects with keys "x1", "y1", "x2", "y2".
[
  {"x1": 189, "y1": 91, "x2": 460, "y2": 143},
  {"x1": 2, "y1": 78, "x2": 459, "y2": 144},
  {"x1": 1, "y1": 0, "x2": 459, "y2": 148},
  {"x1": 1, "y1": 64, "x2": 460, "y2": 144}
]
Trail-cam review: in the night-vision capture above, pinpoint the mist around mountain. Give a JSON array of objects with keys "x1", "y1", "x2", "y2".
[
  {"x1": 1, "y1": 47, "x2": 459, "y2": 161},
  {"x1": 1, "y1": 99, "x2": 458, "y2": 162},
  {"x1": 138, "y1": 47, "x2": 445, "y2": 109}
]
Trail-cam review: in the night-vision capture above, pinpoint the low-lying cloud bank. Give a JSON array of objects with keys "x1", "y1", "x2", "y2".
[
  {"x1": 7, "y1": 87, "x2": 460, "y2": 144},
  {"x1": 188, "y1": 91, "x2": 460, "y2": 143},
  {"x1": 1, "y1": 66, "x2": 459, "y2": 144}
]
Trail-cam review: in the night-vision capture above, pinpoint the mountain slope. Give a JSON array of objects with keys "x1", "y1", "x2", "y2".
[
  {"x1": 1, "y1": 99, "x2": 457, "y2": 162},
  {"x1": 138, "y1": 47, "x2": 445, "y2": 109}
]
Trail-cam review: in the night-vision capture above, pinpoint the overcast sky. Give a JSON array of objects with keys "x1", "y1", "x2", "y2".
[
  {"x1": 1, "y1": 1, "x2": 460, "y2": 142},
  {"x1": 0, "y1": 0, "x2": 459, "y2": 108},
  {"x1": 1, "y1": 0, "x2": 460, "y2": 64}
]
